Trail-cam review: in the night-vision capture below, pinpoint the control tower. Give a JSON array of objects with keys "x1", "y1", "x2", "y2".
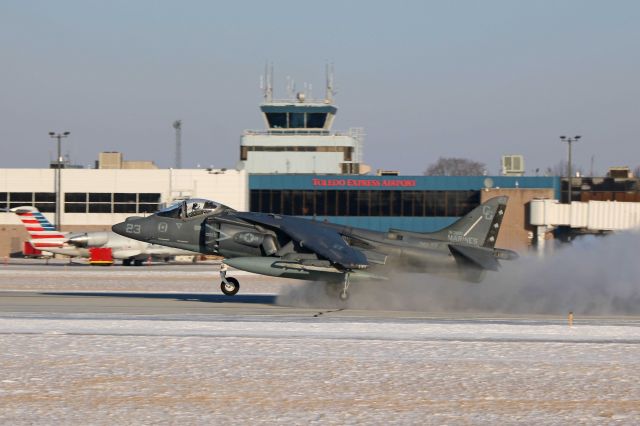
[{"x1": 240, "y1": 66, "x2": 368, "y2": 175}]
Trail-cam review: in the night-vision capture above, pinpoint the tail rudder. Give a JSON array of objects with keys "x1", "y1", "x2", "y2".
[
  {"x1": 10, "y1": 206, "x2": 68, "y2": 247},
  {"x1": 431, "y1": 196, "x2": 508, "y2": 248}
]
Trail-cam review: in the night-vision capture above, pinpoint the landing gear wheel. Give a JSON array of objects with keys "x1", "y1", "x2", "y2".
[
  {"x1": 122, "y1": 259, "x2": 132, "y2": 266},
  {"x1": 134, "y1": 259, "x2": 144, "y2": 266},
  {"x1": 221, "y1": 277, "x2": 240, "y2": 296},
  {"x1": 339, "y1": 272, "x2": 351, "y2": 302},
  {"x1": 325, "y1": 273, "x2": 351, "y2": 302}
]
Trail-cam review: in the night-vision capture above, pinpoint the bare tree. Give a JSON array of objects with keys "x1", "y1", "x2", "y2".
[
  {"x1": 550, "y1": 161, "x2": 567, "y2": 177},
  {"x1": 548, "y1": 160, "x2": 584, "y2": 177},
  {"x1": 424, "y1": 157, "x2": 486, "y2": 176}
]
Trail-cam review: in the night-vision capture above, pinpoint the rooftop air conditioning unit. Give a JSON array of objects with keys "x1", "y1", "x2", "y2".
[{"x1": 502, "y1": 155, "x2": 525, "y2": 176}]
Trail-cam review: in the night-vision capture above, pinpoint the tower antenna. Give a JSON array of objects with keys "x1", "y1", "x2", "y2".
[
  {"x1": 286, "y1": 75, "x2": 295, "y2": 99},
  {"x1": 325, "y1": 62, "x2": 335, "y2": 103},
  {"x1": 263, "y1": 62, "x2": 273, "y2": 102}
]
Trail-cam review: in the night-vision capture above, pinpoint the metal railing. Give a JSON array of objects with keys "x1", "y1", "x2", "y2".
[
  {"x1": 243, "y1": 129, "x2": 331, "y2": 136},
  {"x1": 241, "y1": 129, "x2": 361, "y2": 137},
  {"x1": 263, "y1": 98, "x2": 333, "y2": 105}
]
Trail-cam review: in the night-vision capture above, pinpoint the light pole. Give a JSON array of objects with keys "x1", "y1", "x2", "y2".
[
  {"x1": 173, "y1": 120, "x2": 182, "y2": 169},
  {"x1": 560, "y1": 135, "x2": 581, "y2": 203},
  {"x1": 49, "y1": 131, "x2": 70, "y2": 230}
]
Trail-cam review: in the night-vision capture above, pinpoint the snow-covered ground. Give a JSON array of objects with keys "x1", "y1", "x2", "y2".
[
  {"x1": 1, "y1": 314, "x2": 639, "y2": 424},
  {"x1": 1, "y1": 260, "x2": 639, "y2": 424}
]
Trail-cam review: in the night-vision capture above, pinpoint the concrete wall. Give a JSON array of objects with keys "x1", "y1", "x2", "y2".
[{"x1": 480, "y1": 188, "x2": 556, "y2": 251}]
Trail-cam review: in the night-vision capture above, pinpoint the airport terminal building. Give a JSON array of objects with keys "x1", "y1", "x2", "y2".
[
  {"x1": 249, "y1": 174, "x2": 559, "y2": 250},
  {"x1": 0, "y1": 167, "x2": 247, "y2": 256}
]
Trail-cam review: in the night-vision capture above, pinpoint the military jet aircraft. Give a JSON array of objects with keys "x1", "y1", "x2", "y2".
[{"x1": 112, "y1": 197, "x2": 517, "y2": 299}]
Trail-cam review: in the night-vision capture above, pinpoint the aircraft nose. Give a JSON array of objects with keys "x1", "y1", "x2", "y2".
[
  {"x1": 112, "y1": 216, "x2": 147, "y2": 240},
  {"x1": 111, "y1": 221, "x2": 127, "y2": 236}
]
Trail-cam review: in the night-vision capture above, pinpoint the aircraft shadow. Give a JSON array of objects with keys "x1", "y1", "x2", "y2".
[{"x1": 40, "y1": 292, "x2": 277, "y2": 305}]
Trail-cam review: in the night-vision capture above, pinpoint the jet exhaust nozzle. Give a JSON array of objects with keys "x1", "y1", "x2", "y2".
[
  {"x1": 67, "y1": 233, "x2": 89, "y2": 247},
  {"x1": 67, "y1": 232, "x2": 109, "y2": 248}
]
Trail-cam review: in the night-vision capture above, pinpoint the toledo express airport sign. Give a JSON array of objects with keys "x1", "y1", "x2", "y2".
[{"x1": 312, "y1": 178, "x2": 417, "y2": 188}]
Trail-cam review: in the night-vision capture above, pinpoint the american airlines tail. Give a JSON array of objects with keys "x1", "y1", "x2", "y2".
[{"x1": 10, "y1": 206, "x2": 69, "y2": 249}]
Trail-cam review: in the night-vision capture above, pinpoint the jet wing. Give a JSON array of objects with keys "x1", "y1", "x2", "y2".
[{"x1": 234, "y1": 213, "x2": 368, "y2": 270}]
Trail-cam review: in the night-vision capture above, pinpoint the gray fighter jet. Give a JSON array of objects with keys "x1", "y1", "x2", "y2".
[{"x1": 112, "y1": 196, "x2": 517, "y2": 300}]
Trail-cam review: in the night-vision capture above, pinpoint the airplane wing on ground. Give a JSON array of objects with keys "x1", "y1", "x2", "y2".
[{"x1": 234, "y1": 213, "x2": 369, "y2": 270}]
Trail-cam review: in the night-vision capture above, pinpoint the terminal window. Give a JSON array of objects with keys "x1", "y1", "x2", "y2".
[
  {"x1": 241, "y1": 146, "x2": 353, "y2": 162},
  {"x1": 138, "y1": 193, "x2": 162, "y2": 213},
  {"x1": 250, "y1": 190, "x2": 480, "y2": 217},
  {"x1": 289, "y1": 113, "x2": 305, "y2": 128},
  {"x1": 264, "y1": 112, "x2": 329, "y2": 129},
  {"x1": 64, "y1": 192, "x2": 161, "y2": 214},
  {"x1": 89, "y1": 193, "x2": 112, "y2": 213},
  {"x1": 4, "y1": 192, "x2": 56, "y2": 212},
  {"x1": 265, "y1": 113, "x2": 287, "y2": 128},
  {"x1": 306, "y1": 113, "x2": 327, "y2": 128}
]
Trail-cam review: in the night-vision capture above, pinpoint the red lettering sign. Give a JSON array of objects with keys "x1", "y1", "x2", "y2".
[{"x1": 311, "y1": 178, "x2": 416, "y2": 188}]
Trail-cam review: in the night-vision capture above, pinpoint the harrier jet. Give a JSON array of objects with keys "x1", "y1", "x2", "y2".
[{"x1": 112, "y1": 197, "x2": 517, "y2": 299}]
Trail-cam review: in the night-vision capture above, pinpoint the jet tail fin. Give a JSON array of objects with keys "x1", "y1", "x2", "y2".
[
  {"x1": 10, "y1": 206, "x2": 68, "y2": 248},
  {"x1": 428, "y1": 196, "x2": 508, "y2": 249}
]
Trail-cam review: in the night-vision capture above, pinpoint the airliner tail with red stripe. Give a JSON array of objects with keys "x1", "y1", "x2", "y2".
[{"x1": 10, "y1": 206, "x2": 69, "y2": 249}]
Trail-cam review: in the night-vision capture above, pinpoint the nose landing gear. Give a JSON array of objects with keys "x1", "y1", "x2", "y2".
[
  {"x1": 219, "y1": 262, "x2": 239, "y2": 296},
  {"x1": 220, "y1": 276, "x2": 240, "y2": 296}
]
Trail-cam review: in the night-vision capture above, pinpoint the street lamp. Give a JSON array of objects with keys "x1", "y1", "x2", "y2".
[
  {"x1": 49, "y1": 131, "x2": 70, "y2": 230},
  {"x1": 560, "y1": 135, "x2": 581, "y2": 204}
]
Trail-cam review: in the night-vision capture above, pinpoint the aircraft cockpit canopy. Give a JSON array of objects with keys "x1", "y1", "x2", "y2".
[{"x1": 156, "y1": 199, "x2": 227, "y2": 219}]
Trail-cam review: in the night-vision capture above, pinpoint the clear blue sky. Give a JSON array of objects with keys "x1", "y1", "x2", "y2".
[{"x1": 2, "y1": 0, "x2": 639, "y2": 175}]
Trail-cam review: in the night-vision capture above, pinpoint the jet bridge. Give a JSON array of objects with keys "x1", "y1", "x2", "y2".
[{"x1": 530, "y1": 199, "x2": 640, "y2": 250}]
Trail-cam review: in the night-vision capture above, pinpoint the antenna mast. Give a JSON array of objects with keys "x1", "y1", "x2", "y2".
[
  {"x1": 263, "y1": 62, "x2": 273, "y2": 102},
  {"x1": 325, "y1": 63, "x2": 335, "y2": 103},
  {"x1": 286, "y1": 75, "x2": 295, "y2": 99},
  {"x1": 173, "y1": 120, "x2": 182, "y2": 169}
]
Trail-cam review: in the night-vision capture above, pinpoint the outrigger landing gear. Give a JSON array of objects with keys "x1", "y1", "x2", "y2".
[
  {"x1": 339, "y1": 272, "x2": 351, "y2": 301},
  {"x1": 325, "y1": 272, "x2": 352, "y2": 301},
  {"x1": 219, "y1": 262, "x2": 239, "y2": 296}
]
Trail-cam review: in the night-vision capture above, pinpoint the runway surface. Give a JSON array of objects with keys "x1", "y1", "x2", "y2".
[{"x1": 1, "y1": 259, "x2": 639, "y2": 424}]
